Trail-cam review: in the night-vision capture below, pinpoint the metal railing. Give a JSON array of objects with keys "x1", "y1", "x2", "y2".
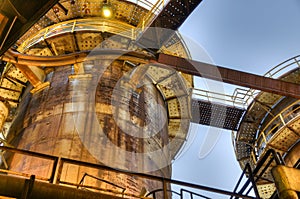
[
  {"x1": 18, "y1": 19, "x2": 136, "y2": 52},
  {"x1": 0, "y1": 145, "x2": 258, "y2": 199},
  {"x1": 253, "y1": 99, "x2": 300, "y2": 160},
  {"x1": 77, "y1": 173, "x2": 126, "y2": 195},
  {"x1": 125, "y1": 0, "x2": 164, "y2": 12},
  {"x1": 230, "y1": 163, "x2": 259, "y2": 199},
  {"x1": 0, "y1": 146, "x2": 58, "y2": 182},
  {"x1": 232, "y1": 54, "x2": 300, "y2": 109},
  {"x1": 136, "y1": 0, "x2": 166, "y2": 31},
  {"x1": 17, "y1": 0, "x2": 170, "y2": 53},
  {"x1": 232, "y1": 87, "x2": 259, "y2": 108},
  {"x1": 232, "y1": 55, "x2": 300, "y2": 172},
  {"x1": 145, "y1": 158, "x2": 266, "y2": 199},
  {"x1": 264, "y1": 55, "x2": 300, "y2": 79},
  {"x1": 231, "y1": 149, "x2": 283, "y2": 199},
  {"x1": 192, "y1": 88, "x2": 248, "y2": 109},
  {"x1": 146, "y1": 188, "x2": 213, "y2": 199}
]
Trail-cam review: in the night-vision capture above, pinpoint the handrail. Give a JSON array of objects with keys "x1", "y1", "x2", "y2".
[
  {"x1": 57, "y1": 157, "x2": 256, "y2": 198},
  {"x1": 192, "y1": 88, "x2": 247, "y2": 108},
  {"x1": 232, "y1": 54, "x2": 300, "y2": 110},
  {"x1": 124, "y1": 0, "x2": 162, "y2": 11},
  {"x1": 232, "y1": 87, "x2": 259, "y2": 107},
  {"x1": 18, "y1": 18, "x2": 136, "y2": 52},
  {"x1": 146, "y1": 189, "x2": 181, "y2": 198},
  {"x1": 180, "y1": 189, "x2": 211, "y2": 199},
  {"x1": 136, "y1": 0, "x2": 165, "y2": 31},
  {"x1": 146, "y1": 188, "x2": 213, "y2": 199},
  {"x1": 0, "y1": 145, "x2": 59, "y2": 182},
  {"x1": 77, "y1": 173, "x2": 126, "y2": 194},
  {"x1": 263, "y1": 55, "x2": 300, "y2": 78},
  {"x1": 233, "y1": 149, "x2": 283, "y2": 199},
  {"x1": 254, "y1": 99, "x2": 300, "y2": 159},
  {"x1": 0, "y1": 145, "x2": 257, "y2": 199},
  {"x1": 293, "y1": 159, "x2": 300, "y2": 169}
]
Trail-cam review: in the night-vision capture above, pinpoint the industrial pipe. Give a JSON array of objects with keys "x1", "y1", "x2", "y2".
[
  {"x1": 0, "y1": 174, "x2": 123, "y2": 199},
  {"x1": 1, "y1": 49, "x2": 151, "y2": 67}
]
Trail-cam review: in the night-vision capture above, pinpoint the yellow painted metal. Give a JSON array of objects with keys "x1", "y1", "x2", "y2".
[
  {"x1": 233, "y1": 55, "x2": 300, "y2": 198},
  {"x1": 2, "y1": 50, "x2": 150, "y2": 67},
  {"x1": 30, "y1": 82, "x2": 50, "y2": 94},
  {"x1": 254, "y1": 100, "x2": 300, "y2": 158},
  {"x1": 285, "y1": 142, "x2": 300, "y2": 167},
  {"x1": 0, "y1": 1, "x2": 193, "y2": 196},
  {"x1": 7, "y1": 57, "x2": 190, "y2": 197},
  {"x1": 0, "y1": 101, "x2": 8, "y2": 131},
  {"x1": 17, "y1": 18, "x2": 136, "y2": 53},
  {"x1": 15, "y1": 64, "x2": 42, "y2": 88},
  {"x1": 136, "y1": 0, "x2": 164, "y2": 31},
  {"x1": 272, "y1": 165, "x2": 300, "y2": 199}
]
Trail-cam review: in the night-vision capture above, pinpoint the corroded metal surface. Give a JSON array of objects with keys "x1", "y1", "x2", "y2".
[
  {"x1": 4, "y1": 19, "x2": 192, "y2": 197},
  {"x1": 7, "y1": 61, "x2": 169, "y2": 196},
  {"x1": 157, "y1": 53, "x2": 300, "y2": 99}
]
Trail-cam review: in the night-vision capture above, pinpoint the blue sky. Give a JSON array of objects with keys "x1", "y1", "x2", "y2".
[
  {"x1": 180, "y1": 0, "x2": 300, "y2": 73},
  {"x1": 171, "y1": 0, "x2": 300, "y2": 198}
]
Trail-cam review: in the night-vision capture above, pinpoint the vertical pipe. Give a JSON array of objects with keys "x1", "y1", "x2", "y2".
[
  {"x1": 272, "y1": 165, "x2": 300, "y2": 199},
  {"x1": 163, "y1": 179, "x2": 168, "y2": 199}
]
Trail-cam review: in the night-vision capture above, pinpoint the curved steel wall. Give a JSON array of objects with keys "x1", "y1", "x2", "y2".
[{"x1": 7, "y1": 58, "x2": 170, "y2": 196}]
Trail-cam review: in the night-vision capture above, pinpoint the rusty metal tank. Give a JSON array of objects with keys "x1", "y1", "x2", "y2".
[{"x1": 4, "y1": 17, "x2": 192, "y2": 197}]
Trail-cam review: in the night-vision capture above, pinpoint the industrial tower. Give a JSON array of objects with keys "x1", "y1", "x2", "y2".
[{"x1": 0, "y1": 0, "x2": 299, "y2": 199}]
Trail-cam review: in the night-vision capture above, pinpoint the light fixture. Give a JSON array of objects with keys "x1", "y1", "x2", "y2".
[
  {"x1": 101, "y1": 2, "x2": 114, "y2": 18},
  {"x1": 102, "y1": 5, "x2": 112, "y2": 18}
]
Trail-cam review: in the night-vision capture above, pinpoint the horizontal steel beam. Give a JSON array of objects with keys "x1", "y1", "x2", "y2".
[
  {"x1": 3, "y1": 50, "x2": 299, "y2": 98},
  {"x1": 157, "y1": 53, "x2": 300, "y2": 99}
]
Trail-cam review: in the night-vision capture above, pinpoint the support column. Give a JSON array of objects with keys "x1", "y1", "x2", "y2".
[
  {"x1": 0, "y1": 101, "x2": 9, "y2": 131},
  {"x1": 15, "y1": 64, "x2": 49, "y2": 93},
  {"x1": 272, "y1": 165, "x2": 300, "y2": 199}
]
